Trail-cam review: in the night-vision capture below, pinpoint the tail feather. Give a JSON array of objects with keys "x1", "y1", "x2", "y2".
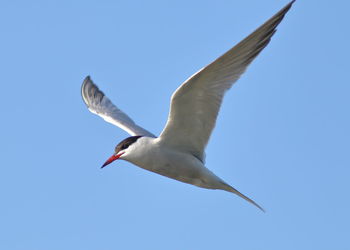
[{"x1": 222, "y1": 184, "x2": 265, "y2": 212}]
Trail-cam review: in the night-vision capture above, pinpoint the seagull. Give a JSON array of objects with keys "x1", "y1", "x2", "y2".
[{"x1": 81, "y1": 1, "x2": 295, "y2": 211}]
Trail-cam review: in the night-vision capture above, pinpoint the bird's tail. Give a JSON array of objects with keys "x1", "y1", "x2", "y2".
[{"x1": 221, "y1": 183, "x2": 265, "y2": 212}]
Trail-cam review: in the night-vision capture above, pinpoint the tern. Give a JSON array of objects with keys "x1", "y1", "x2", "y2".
[{"x1": 81, "y1": 1, "x2": 295, "y2": 211}]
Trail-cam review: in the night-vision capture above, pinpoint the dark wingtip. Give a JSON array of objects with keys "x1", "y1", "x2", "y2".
[
  {"x1": 284, "y1": 0, "x2": 296, "y2": 13},
  {"x1": 81, "y1": 75, "x2": 93, "y2": 105},
  {"x1": 82, "y1": 75, "x2": 92, "y2": 89},
  {"x1": 85, "y1": 75, "x2": 91, "y2": 81}
]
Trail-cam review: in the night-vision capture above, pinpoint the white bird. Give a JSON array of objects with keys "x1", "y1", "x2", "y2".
[{"x1": 81, "y1": 1, "x2": 295, "y2": 211}]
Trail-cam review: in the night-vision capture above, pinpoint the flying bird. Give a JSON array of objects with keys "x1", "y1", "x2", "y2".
[{"x1": 81, "y1": 1, "x2": 295, "y2": 211}]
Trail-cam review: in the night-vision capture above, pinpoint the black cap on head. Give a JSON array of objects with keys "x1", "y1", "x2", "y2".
[{"x1": 115, "y1": 136, "x2": 143, "y2": 153}]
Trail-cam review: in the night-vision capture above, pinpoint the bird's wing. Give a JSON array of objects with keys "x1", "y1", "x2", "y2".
[
  {"x1": 81, "y1": 76, "x2": 155, "y2": 137},
  {"x1": 159, "y1": 1, "x2": 294, "y2": 161}
]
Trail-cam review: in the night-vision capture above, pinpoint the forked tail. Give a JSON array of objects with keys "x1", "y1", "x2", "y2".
[{"x1": 222, "y1": 183, "x2": 265, "y2": 212}]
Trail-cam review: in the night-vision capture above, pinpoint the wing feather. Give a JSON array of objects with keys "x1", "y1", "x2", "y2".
[
  {"x1": 81, "y1": 76, "x2": 155, "y2": 137},
  {"x1": 159, "y1": 1, "x2": 294, "y2": 161}
]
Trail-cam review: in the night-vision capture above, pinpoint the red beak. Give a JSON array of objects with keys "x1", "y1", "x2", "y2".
[{"x1": 101, "y1": 152, "x2": 124, "y2": 168}]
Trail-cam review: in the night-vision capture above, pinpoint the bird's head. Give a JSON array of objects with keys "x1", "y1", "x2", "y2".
[{"x1": 101, "y1": 135, "x2": 143, "y2": 168}]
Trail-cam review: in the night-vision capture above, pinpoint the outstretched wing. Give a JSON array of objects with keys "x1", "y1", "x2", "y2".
[
  {"x1": 159, "y1": 1, "x2": 294, "y2": 161},
  {"x1": 81, "y1": 76, "x2": 155, "y2": 137}
]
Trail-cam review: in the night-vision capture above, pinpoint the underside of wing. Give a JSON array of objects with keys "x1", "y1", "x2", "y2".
[
  {"x1": 159, "y1": 1, "x2": 295, "y2": 161},
  {"x1": 81, "y1": 76, "x2": 155, "y2": 137}
]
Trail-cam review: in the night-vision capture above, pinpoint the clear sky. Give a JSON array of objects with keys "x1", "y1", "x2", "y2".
[{"x1": 1, "y1": 1, "x2": 349, "y2": 249}]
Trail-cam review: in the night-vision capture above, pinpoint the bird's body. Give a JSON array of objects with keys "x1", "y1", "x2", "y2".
[
  {"x1": 122, "y1": 136, "x2": 224, "y2": 189},
  {"x1": 81, "y1": 1, "x2": 295, "y2": 211},
  {"x1": 112, "y1": 135, "x2": 259, "y2": 206}
]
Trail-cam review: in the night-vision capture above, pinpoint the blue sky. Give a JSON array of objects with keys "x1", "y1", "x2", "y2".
[{"x1": 1, "y1": 0, "x2": 349, "y2": 249}]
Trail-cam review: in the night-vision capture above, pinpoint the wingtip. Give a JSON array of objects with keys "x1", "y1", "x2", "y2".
[
  {"x1": 83, "y1": 75, "x2": 92, "y2": 85},
  {"x1": 272, "y1": 0, "x2": 295, "y2": 19},
  {"x1": 81, "y1": 75, "x2": 93, "y2": 105},
  {"x1": 285, "y1": 0, "x2": 296, "y2": 11}
]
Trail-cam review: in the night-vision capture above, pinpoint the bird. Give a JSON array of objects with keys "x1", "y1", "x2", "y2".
[{"x1": 81, "y1": 1, "x2": 295, "y2": 211}]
